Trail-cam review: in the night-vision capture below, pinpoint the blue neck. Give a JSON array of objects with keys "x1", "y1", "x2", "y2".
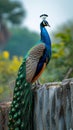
[{"x1": 40, "y1": 25, "x2": 51, "y2": 48}]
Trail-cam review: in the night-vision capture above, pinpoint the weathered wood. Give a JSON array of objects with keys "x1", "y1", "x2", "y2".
[
  {"x1": 0, "y1": 78, "x2": 73, "y2": 130},
  {"x1": 0, "y1": 102, "x2": 11, "y2": 130},
  {"x1": 34, "y1": 78, "x2": 73, "y2": 130}
]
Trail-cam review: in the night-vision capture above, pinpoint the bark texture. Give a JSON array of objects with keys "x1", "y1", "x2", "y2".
[
  {"x1": 34, "y1": 78, "x2": 73, "y2": 130},
  {"x1": 0, "y1": 102, "x2": 10, "y2": 130}
]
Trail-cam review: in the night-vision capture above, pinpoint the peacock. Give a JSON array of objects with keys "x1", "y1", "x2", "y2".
[{"x1": 8, "y1": 14, "x2": 52, "y2": 130}]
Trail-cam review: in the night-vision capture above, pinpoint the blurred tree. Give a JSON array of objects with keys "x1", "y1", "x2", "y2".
[
  {"x1": 55, "y1": 21, "x2": 73, "y2": 77},
  {"x1": 4, "y1": 27, "x2": 39, "y2": 57},
  {"x1": 0, "y1": 0, "x2": 25, "y2": 50}
]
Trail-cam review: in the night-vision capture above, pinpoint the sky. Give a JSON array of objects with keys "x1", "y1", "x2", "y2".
[{"x1": 21, "y1": 0, "x2": 73, "y2": 32}]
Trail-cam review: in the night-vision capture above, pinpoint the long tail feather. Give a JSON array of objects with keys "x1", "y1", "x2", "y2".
[{"x1": 8, "y1": 59, "x2": 34, "y2": 130}]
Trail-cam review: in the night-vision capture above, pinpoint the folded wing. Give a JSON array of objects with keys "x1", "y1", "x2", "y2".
[{"x1": 26, "y1": 43, "x2": 45, "y2": 82}]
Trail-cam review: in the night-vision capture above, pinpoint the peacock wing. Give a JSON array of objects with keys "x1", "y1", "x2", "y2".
[{"x1": 26, "y1": 43, "x2": 45, "y2": 82}]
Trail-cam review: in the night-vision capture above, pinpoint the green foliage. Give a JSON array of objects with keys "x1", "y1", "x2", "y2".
[
  {"x1": 55, "y1": 21, "x2": 73, "y2": 67},
  {"x1": 0, "y1": 51, "x2": 22, "y2": 102}
]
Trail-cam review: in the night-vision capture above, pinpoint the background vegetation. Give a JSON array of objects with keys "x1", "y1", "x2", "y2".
[{"x1": 0, "y1": 0, "x2": 73, "y2": 102}]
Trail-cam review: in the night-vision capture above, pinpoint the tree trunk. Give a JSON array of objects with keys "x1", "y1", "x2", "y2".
[
  {"x1": 0, "y1": 20, "x2": 10, "y2": 51},
  {"x1": 0, "y1": 78, "x2": 73, "y2": 130}
]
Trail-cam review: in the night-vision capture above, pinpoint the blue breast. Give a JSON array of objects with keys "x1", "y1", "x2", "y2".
[
  {"x1": 41, "y1": 25, "x2": 51, "y2": 59},
  {"x1": 32, "y1": 25, "x2": 52, "y2": 79}
]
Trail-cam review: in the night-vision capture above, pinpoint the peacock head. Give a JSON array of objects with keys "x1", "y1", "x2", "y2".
[
  {"x1": 41, "y1": 20, "x2": 50, "y2": 27},
  {"x1": 40, "y1": 14, "x2": 50, "y2": 27}
]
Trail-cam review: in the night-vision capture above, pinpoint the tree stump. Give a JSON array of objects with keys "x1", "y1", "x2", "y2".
[
  {"x1": 0, "y1": 78, "x2": 73, "y2": 130},
  {"x1": 34, "y1": 78, "x2": 73, "y2": 130}
]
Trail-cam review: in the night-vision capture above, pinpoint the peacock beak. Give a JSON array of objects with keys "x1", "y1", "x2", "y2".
[{"x1": 48, "y1": 23, "x2": 50, "y2": 27}]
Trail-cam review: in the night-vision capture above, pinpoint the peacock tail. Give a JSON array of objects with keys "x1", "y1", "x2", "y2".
[{"x1": 8, "y1": 58, "x2": 34, "y2": 130}]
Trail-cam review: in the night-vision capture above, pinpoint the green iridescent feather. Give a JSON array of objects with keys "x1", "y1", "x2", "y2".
[{"x1": 8, "y1": 58, "x2": 34, "y2": 130}]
